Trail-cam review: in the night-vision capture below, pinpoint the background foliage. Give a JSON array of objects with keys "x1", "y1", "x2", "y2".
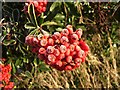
[{"x1": 1, "y1": 1, "x2": 120, "y2": 88}]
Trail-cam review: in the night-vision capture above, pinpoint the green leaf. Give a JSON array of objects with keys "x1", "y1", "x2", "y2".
[
  {"x1": 25, "y1": 71, "x2": 33, "y2": 78},
  {"x1": 24, "y1": 22, "x2": 36, "y2": 29},
  {"x1": 12, "y1": 9, "x2": 20, "y2": 22},
  {"x1": 38, "y1": 62, "x2": 50, "y2": 72},
  {"x1": 50, "y1": 2, "x2": 61, "y2": 12},
  {"x1": 54, "y1": 13, "x2": 65, "y2": 20},
  {"x1": 28, "y1": 4, "x2": 38, "y2": 27},
  {"x1": 12, "y1": 63, "x2": 16, "y2": 74},
  {"x1": 29, "y1": 28, "x2": 39, "y2": 35},
  {"x1": 3, "y1": 39, "x2": 16, "y2": 46},
  {"x1": 41, "y1": 21, "x2": 58, "y2": 26}
]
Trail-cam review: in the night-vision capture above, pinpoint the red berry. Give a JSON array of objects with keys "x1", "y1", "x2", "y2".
[
  {"x1": 70, "y1": 51, "x2": 77, "y2": 56},
  {"x1": 69, "y1": 44, "x2": 75, "y2": 52},
  {"x1": 56, "y1": 61, "x2": 62, "y2": 67},
  {"x1": 58, "y1": 53, "x2": 65, "y2": 60},
  {"x1": 40, "y1": 39, "x2": 47, "y2": 46},
  {"x1": 74, "y1": 58, "x2": 82, "y2": 64},
  {"x1": 48, "y1": 54, "x2": 56, "y2": 62},
  {"x1": 53, "y1": 49, "x2": 60, "y2": 56},
  {"x1": 60, "y1": 36, "x2": 69, "y2": 44},
  {"x1": 75, "y1": 28, "x2": 82, "y2": 38},
  {"x1": 79, "y1": 40, "x2": 89, "y2": 51},
  {"x1": 70, "y1": 34, "x2": 79, "y2": 43},
  {"x1": 66, "y1": 56, "x2": 72, "y2": 63},
  {"x1": 65, "y1": 48, "x2": 70, "y2": 56},
  {"x1": 46, "y1": 46, "x2": 54, "y2": 53},
  {"x1": 77, "y1": 50, "x2": 85, "y2": 58},
  {"x1": 48, "y1": 38, "x2": 54, "y2": 45},
  {"x1": 61, "y1": 29, "x2": 69, "y2": 36},
  {"x1": 65, "y1": 65, "x2": 72, "y2": 70},
  {"x1": 33, "y1": 38, "x2": 39, "y2": 45},
  {"x1": 60, "y1": 45, "x2": 66, "y2": 53},
  {"x1": 66, "y1": 25, "x2": 73, "y2": 34},
  {"x1": 52, "y1": 32, "x2": 61, "y2": 40},
  {"x1": 33, "y1": 1, "x2": 39, "y2": 7},
  {"x1": 38, "y1": 54, "x2": 45, "y2": 60},
  {"x1": 39, "y1": 47, "x2": 46, "y2": 54},
  {"x1": 75, "y1": 45, "x2": 81, "y2": 51}
]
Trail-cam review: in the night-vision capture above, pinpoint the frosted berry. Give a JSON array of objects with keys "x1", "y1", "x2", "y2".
[
  {"x1": 40, "y1": 39, "x2": 47, "y2": 46},
  {"x1": 56, "y1": 61, "x2": 62, "y2": 67},
  {"x1": 75, "y1": 28, "x2": 82, "y2": 38},
  {"x1": 47, "y1": 46, "x2": 54, "y2": 53},
  {"x1": 52, "y1": 32, "x2": 61, "y2": 40},
  {"x1": 69, "y1": 44, "x2": 75, "y2": 52},
  {"x1": 60, "y1": 45, "x2": 66, "y2": 53},
  {"x1": 66, "y1": 25, "x2": 73, "y2": 34},
  {"x1": 48, "y1": 54, "x2": 56, "y2": 63},
  {"x1": 60, "y1": 36, "x2": 69, "y2": 45},
  {"x1": 48, "y1": 38, "x2": 54, "y2": 45},
  {"x1": 79, "y1": 40, "x2": 89, "y2": 51},
  {"x1": 65, "y1": 65, "x2": 72, "y2": 70},
  {"x1": 39, "y1": 47, "x2": 46, "y2": 54},
  {"x1": 66, "y1": 56, "x2": 72, "y2": 63},
  {"x1": 75, "y1": 45, "x2": 81, "y2": 51},
  {"x1": 70, "y1": 34, "x2": 79, "y2": 43},
  {"x1": 53, "y1": 49, "x2": 60, "y2": 56},
  {"x1": 65, "y1": 48, "x2": 70, "y2": 56},
  {"x1": 61, "y1": 29, "x2": 69, "y2": 36}
]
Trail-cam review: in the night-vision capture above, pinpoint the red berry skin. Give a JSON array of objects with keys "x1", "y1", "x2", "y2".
[
  {"x1": 58, "y1": 53, "x2": 65, "y2": 60},
  {"x1": 48, "y1": 38, "x2": 54, "y2": 46},
  {"x1": 79, "y1": 40, "x2": 89, "y2": 51},
  {"x1": 25, "y1": 35, "x2": 34, "y2": 45},
  {"x1": 40, "y1": 39, "x2": 47, "y2": 46},
  {"x1": 60, "y1": 45, "x2": 66, "y2": 53},
  {"x1": 65, "y1": 65, "x2": 73, "y2": 70},
  {"x1": 33, "y1": 1, "x2": 39, "y2": 7},
  {"x1": 56, "y1": 60, "x2": 63, "y2": 67},
  {"x1": 46, "y1": 46, "x2": 54, "y2": 54},
  {"x1": 70, "y1": 51, "x2": 77, "y2": 56},
  {"x1": 38, "y1": 54, "x2": 45, "y2": 60},
  {"x1": 66, "y1": 56, "x2": 72, "y2": 63},
  {"x1": 33, "y1": 38, "x2": 39, "y2": 46},
  {"x1": 53, "y1": 49, "x2": 60, "y2": 56},
  {"x1": 60, "y1": 36, "x2": 69, "y2": 45},
  {"x1": 48, "y1": 54, "x2": 56, "y2": 63},
  {"x1": 66, "y1": 25, "x2": 73, "y2": 34},
  {"x1": 64, "y1": 43, "x2": 69, "y2": 48},
  {"x1": 74, "y1": 58, "x2": 82, "y2": 64},
  {"x1": 52, "y1": 32, "x2": 61, "y2": 40},
  {"x1": 42, "y1": 7, "x2": 46, "y2": 12},
  {"x1": 75, "y1": 28, "x2": 82, "y2": 38},
  {"x1": 75, "y1": 45, "x2": 81, "y2": 52},
  {"x1": 76, "y1": 62, "x2": 81, "y2": 67},
  {"x1": 61, "y1": 29, "x2": 69, "y2": 36},
  {"x1": 77, "y1": 50, "x2": 85, "y2": 58},
  {"x1": 65, "y1": 49, "x2": 70, "y2": 56},
  {"x1": 70, "y1": 34, "x2": 79, "y2": 43},
  {"x1": 69, "y1": 44, "x2": 75, "y2": 52},
  {"x1": 39, "y1": 47, "x2": 46, "y2": 54}
]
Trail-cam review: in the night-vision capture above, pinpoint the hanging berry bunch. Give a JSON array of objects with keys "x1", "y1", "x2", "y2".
[
  {"x1": 25, "y1": 25, "x2": 89, "y2": 71},
  {"x1": 0, "y1": 64, "x2": 14, "y2": 89},
  {"x1": 24, "y1": 0, "x2": 47, "y2": 16}
]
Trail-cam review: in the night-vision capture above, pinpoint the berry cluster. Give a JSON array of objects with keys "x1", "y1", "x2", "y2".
[
  {"x1": 24, "y1": 0, "x2": 47, "y2": 16},
  {"x1": 0, "y1": 64, "x2": 14, "y2": 89},
  {"x1": 25, "y1": 25, "x2": 89, "y2": 71}
]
